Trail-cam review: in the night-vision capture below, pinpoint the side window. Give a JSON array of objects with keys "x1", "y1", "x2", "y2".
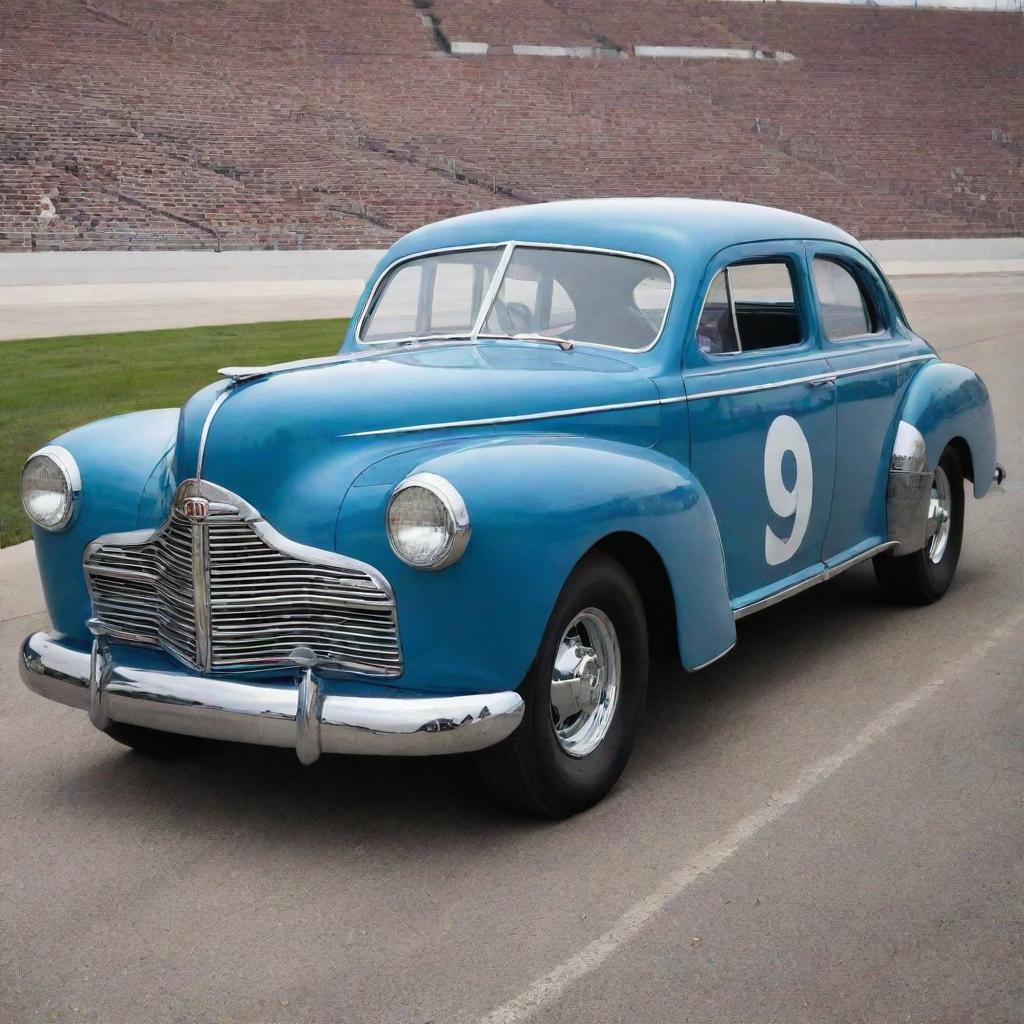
[
  {"x1": 812, "y1": 257, "x2": 876, "y2": 341},
  {"x1": 697, "y1": 260, "x2": 801, "y2": 355}
]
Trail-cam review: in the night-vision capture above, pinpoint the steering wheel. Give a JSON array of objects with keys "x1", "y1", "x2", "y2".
[{"x1": 492, "y1": 298, "x2": 533, "y2": 335}]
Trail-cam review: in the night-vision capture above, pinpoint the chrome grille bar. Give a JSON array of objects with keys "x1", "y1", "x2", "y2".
[{"x1": 83, "y1": 479, "x2": 402, "y2": 677}]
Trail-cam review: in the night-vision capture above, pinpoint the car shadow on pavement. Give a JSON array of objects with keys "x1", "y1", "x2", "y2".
[{"x1": 39, "y1": 563, "x2": 945, "y2": 844}]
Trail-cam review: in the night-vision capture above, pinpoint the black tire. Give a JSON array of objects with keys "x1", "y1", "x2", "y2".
[
  {"x1": 475, "y1": 551, "x2": 648, "y2": 818},
  {"x1": 102, "y1": 721, "x2": 202, "y2": 757},
  {"x1": 874, "y1": 445, "x2": 965, "y2": 605}
]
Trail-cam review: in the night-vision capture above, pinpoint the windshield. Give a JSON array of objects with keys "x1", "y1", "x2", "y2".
[{"x1": 358, "y1": 244, "x2": 673, "y2": 351}]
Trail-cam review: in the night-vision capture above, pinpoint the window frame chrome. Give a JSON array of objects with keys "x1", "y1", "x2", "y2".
[{"x1": 355, "y1": 240, "x2": 676, "y2": 355}]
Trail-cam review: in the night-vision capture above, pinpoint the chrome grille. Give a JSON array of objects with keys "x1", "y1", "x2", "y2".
[
  {"x1": 84, "y1": 482, "x2": 401, "y2": 677},
  {"x1": 86, "y1": 508, "x2": 199, "y2": 666}
]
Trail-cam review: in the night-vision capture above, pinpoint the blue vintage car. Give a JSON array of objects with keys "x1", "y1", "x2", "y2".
[{"x1": 19, "y1": 199, "x2": 1004, "y2": 816}]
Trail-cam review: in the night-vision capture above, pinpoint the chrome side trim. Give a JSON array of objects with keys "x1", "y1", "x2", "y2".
[
  {"x1": 19, "y1": 632, "x2": 525, "y2": 760},
  {"x1": 342, "y1": 355, "x2": 936, "y2": 439},
  {"x1": 686, "y1": 344, "x2": 925, "y2": 378},
  {"x1": 824, "y1": 339, "x2": 908, "y2": 357},
  {"x1": 832, "y1": 354, "x2": 934, "y2": 378},
  {"x1": 345, "y1": 397, "x2": 669, "y2": 438},
  {"x1": 687, "y1": 351, "x2": 825, "y2": 377},
  {"x1": 690, "y1": 370, "x2": 836, "y2": 402},
  {"x1": 733, "y1": 542, "x2": 899, "y2": 619},
  {"x1": 356, "y1": 239, "x2": 677, "y2": 355}
]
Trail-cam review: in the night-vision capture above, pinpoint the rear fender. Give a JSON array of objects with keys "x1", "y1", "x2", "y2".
[
  {"x1": 896, "y1": 361, "x2": 997, "y2": 496},
  {"x1": 886, "y1": 361, "x2": 997, "y2": 552}
]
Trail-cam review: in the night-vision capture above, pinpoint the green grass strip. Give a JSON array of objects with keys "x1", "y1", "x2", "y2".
[{"x1": 0, "y1": 318, "x2": 346, "y2": 547}]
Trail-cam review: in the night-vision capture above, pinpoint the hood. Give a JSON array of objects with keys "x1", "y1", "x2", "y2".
[{"x1": 175, "y1": 342, "x2": 661, "y2": 548}]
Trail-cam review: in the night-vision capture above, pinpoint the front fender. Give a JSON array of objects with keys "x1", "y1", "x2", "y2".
[
  {"x1": 29, "y1": 410, "x2": 179, "y2": 643},
  {"x1": 898, "y1": 361, "x2": 997, "y2": 498},
  {"x1": 337, "y1": 436, "x2": 736, "y2": 693}
]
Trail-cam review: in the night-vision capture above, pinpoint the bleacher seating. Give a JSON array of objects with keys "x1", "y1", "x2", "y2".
[{"x1": 1, "y1": 0, "x2": 1019, "y2": 250}]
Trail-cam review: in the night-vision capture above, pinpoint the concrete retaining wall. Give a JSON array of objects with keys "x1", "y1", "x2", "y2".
[{"x1": 0, "y1": 240, "x2": 1020, "y2": 342}]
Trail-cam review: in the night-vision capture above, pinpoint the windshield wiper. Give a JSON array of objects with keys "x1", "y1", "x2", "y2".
[
  {"x1": 493, "y1": 332, "x2": 575, "y2": 352},
  {"x1": 380, "y1": 333, "x2": 477, "y2": 346}
]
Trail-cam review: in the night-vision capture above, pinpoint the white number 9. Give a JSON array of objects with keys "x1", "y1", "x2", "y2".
[{"x1": 764, "y1": 415, "x2": 813, "y2": 566}]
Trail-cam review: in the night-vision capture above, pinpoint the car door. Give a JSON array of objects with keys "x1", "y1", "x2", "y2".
[
  {"x1": 806, "y1": 242, "x2": 935, "y2": 561},
  {"x1": 685, "y1": 241, "x2": 837, "y2": 608}
]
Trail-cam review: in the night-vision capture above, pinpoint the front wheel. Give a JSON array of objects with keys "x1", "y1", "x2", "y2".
[
  {"x1": 874, "y1": 445, "x2": 965, "y2": 605},
  {"x1": 475, "y1": 551, "x2": 648, "y2": 818}
]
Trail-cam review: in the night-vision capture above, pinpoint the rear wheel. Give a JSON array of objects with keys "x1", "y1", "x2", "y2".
[
  {"x1": 874, "y1": 445, "x2": 965, "y2": 605},
  {"x1": 475, "y1": 551, "x2": 648, "y2": 818}
]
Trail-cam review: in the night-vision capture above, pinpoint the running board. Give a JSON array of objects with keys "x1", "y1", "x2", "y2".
[{"x1": 733, "y1": 541, "x2": 899, "y2": 620}]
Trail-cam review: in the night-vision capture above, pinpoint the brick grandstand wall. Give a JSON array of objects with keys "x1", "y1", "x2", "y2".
[{"x1": 0, "y1": 0, "x2": 1020, "y2": 251}]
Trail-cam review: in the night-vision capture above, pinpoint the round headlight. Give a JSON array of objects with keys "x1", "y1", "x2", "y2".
[
  {"x1": 21, "y1": 446, "x2": 81, "y2": 531},
  {"x1": 386, "y1": 473, "x2": 470, "y2": 570}
]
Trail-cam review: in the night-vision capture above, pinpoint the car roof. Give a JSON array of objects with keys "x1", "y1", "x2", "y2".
[{"x1": 385, "y1": 197, "x2": 862, "y2": 269}]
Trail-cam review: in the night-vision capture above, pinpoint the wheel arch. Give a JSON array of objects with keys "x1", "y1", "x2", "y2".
[
  {"x1": 945, "y1": 435, "x2": 975, "y2": 485},
  {"x1": 588, "y1": 531, "x2": 680, "y2": 664}
]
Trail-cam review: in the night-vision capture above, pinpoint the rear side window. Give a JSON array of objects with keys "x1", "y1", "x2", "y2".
[
  {"x1": 697, "y1": 261, "x2": 801, "y2": 355},
  {"x1": 812, "y1": 257, "x2": 877, "y2": 341}
]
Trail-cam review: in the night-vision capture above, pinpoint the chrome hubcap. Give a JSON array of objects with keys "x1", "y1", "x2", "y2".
[
  {"x1": 550, "y1": 608, "x2": 620, "y2": 758},
  {"x1": 926, "y1": 465, "x2": 952, "y2": 564}
]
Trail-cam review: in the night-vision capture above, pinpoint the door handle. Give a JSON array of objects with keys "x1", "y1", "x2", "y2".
[{"x1": 810, "y1": 377, "x2": 835, "y2": 387}]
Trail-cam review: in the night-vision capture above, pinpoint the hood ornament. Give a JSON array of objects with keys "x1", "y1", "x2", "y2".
[{"x1": 217, "y1": 365, "x2": 272, "y2": 384}]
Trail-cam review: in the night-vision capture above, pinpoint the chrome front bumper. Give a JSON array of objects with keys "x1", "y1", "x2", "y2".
[{"x1": 19, "y1": 631, "x2": 524, "y2": 762}]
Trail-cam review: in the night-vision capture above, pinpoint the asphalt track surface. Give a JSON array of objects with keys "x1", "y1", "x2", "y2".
[{"x1": 1, "y1": 274, "x2": 1021, "y2": 1023}]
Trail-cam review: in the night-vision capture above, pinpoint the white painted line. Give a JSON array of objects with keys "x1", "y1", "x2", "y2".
[
  {"x1": 451, "y1": 41, "x2": 489, "y2": 56},
  {"x1": 635, "y1": 44, "x2": 795, "y2": 61},
  {"x1": 477, "y1": 610, "x2": 1024, "y2": 1024}
]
